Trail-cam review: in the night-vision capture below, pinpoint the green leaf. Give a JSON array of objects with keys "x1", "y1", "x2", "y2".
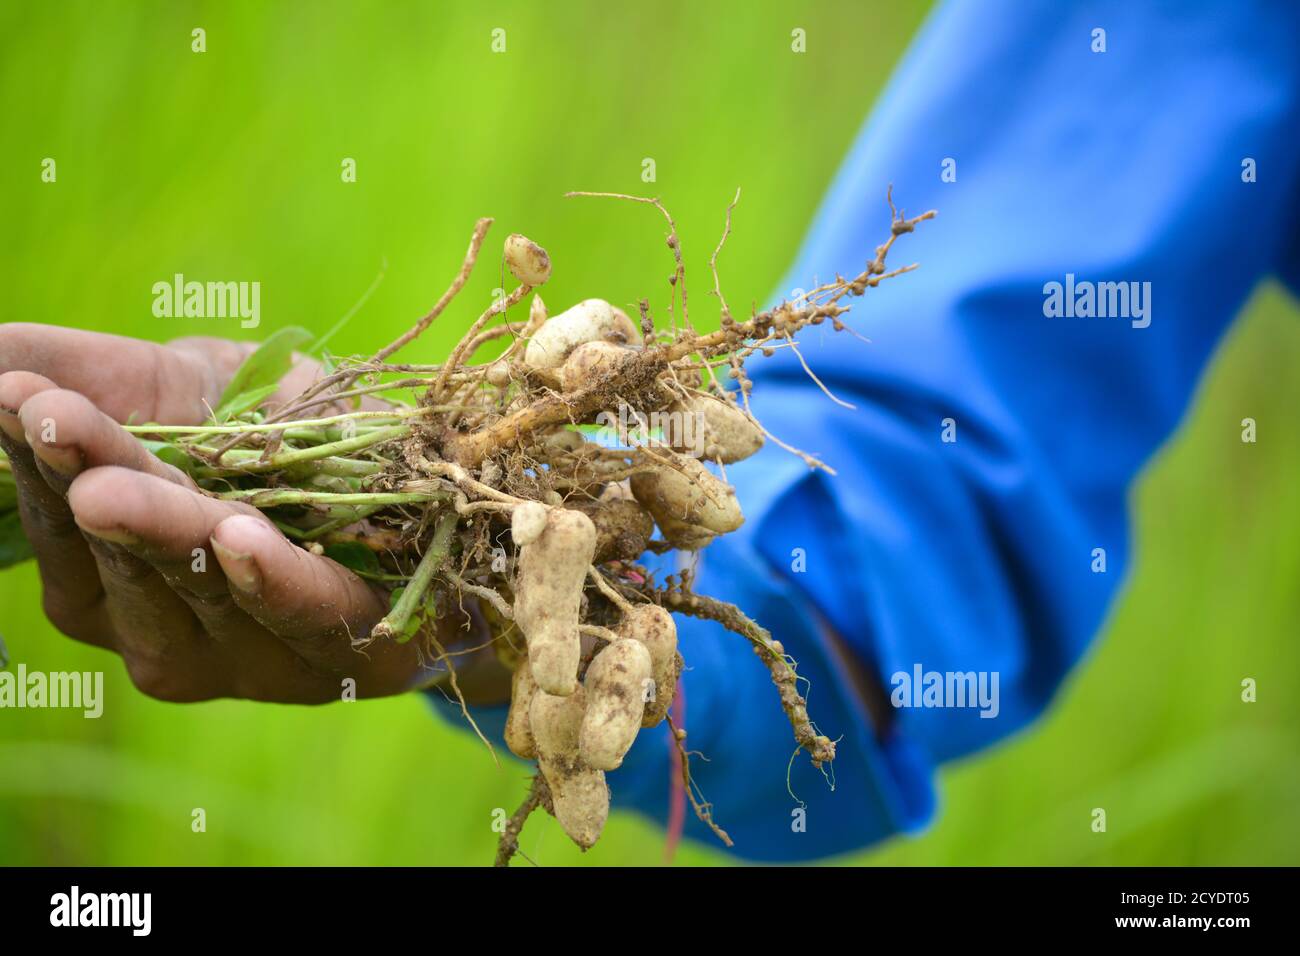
[
  {"x1": 399, "y1": 614, "x2": 423, "y2": 643},
  {"x1": 384, "y1": 585, "x2": 430, "y2": 644},
  {"x1": 214, "y1": 326, "x2": 313, "y2": 418},
  {"x1": 0, "y1": 510, "x2": 34, "y2": 570},
  {"x1": 323, "y1": 541, "x2": 381, "y2": 576},
  {"x1": 212, "y1": 383, "x2": 279, "y2": 422},
  {"x1": 136, "y1": 438, "x2": 196, "y2": 473}
]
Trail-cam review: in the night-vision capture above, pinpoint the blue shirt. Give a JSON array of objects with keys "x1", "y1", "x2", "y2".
[{"x1": 432, "y1": 0, "x2": 1300, "y2": 861}]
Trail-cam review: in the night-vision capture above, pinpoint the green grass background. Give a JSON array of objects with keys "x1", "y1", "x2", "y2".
[{"x1": 1, "y1": 0, "x2": 1297, "y2": 866}]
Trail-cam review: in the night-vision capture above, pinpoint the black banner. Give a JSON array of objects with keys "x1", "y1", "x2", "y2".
[{"x1": 0, "y1": 867, "x2": 1281, "y2": 941}]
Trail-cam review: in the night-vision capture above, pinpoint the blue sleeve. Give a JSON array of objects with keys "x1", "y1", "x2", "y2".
[{"x1": 434, "y1": 0, "x2": 1300, "y2": 862}]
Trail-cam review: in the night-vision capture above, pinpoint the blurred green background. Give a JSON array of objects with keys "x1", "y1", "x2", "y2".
[{"x1": 1, "y1": 0, "x2": 1297, "y2": 866}]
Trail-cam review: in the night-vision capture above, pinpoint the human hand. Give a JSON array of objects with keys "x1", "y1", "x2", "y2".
[{"x1": 0, "y1": 323, "x2": 506, "y2": 704}]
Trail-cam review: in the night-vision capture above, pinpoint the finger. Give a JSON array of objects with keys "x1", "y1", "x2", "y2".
[
  {"x1": 0, "y1": 324, "x2": 225, "y2": 424},
  {"x1": 17, "y1": 387, "x2": 195, "y2": 491},
  {"x1": 0, "y1": 371, "x2": 58, "y2": 448},
  {"x1": 16, "y1": 390, "x2": 209, "y2": 664},
  {"x1": 209, "y1": 514, "x2": 385, "y2": 646},
  {"x1": 210, "y1": 514, "x2": 419, "y2": 691},
  {"x1": 0, "y1": 372, "x2": 111, "y2": 646},
  {"x1": 67, "y1": 467, "x2": 357, "y2": 702},
  {"x1": 68, "y1": 465, "x2": 272, "y2": 577},
  {"x1": 65, "y1": 466, "x2": 228, "y2": 690}
]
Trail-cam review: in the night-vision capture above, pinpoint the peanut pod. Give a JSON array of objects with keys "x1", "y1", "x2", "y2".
[
  {"x1": 571, "y1": 496, "x2": 655, "y2": 563},
  {"x1": 523, "y1": 298, "x2": 639, "y2": 369},
  {"x1": 514, "y1": 508, "x2": 596, "y2": 695},
  {"x1": 630, "y1": 453, "x2": 744, "y2": 536},
  {"x1": 579, "y1": 637, "x2": 653, "y2": 770},
  {"x1": 503, "y1": 233, "x2": 551, "y2": 286},
  {"x1": 617, "y1": 604, "x2": 681, "y2": 727},
  {"x1": 670, "y1": 391, "x2": 764, "y2": 464},
  {"x1": 559, "y1": 340, "x2": 630, "y2": 393},
  {"x1": 656, "y1": 514, "x2": 716, "y2": 551},
  {"x1": 531, "y1": 685, "x2": 609, "y2": 849},
  {"x1": 504, "y1": 660, "x2": 540, "y2": 759}
]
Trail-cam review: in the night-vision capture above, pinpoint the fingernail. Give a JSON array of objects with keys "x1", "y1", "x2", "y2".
[
  {"x1": 30, "y1": 440, "x2": 83, "y2": 477},
  {"x1": 0, "y1": 408, "x2": 24, "y2": 444},
  {"x1": 211, "y1": 537, "x2": 262, "y2": 595}
]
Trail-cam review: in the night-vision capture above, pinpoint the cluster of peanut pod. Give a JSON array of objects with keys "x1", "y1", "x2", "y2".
[
  {"x1": 505, "y1": 505, "x2": 683, "y2": 847},
  {"x1": 493, "y1": 249, "x2": 770, "y2": 845}
]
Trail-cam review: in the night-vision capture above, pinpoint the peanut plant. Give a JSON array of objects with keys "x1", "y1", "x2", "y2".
[{"x1": 0, "y1": 189, "x2": 934, "y2": 864}]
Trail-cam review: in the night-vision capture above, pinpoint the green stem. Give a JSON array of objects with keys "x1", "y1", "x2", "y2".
[
  {"x1": 210, "y1": 424, "x2": 409, "y2": 473},
  {"x1": 289, "y1": 458, "x2": 386, "y2": 479},
  {"x1": 124, "y1": 405, "x2": 434, "y2": 437},
  {"x1": 193, "y1": 455, "x2": 384, "y2": 480},
  {"x1": 372, "y1": 512, "x2": 459, "y2": 643},
  {"x1": 351, "y1": 571, "x2": 413, "y2": 583},
  {"x1": 216, "y1": 488, "x2": 449, "y2": 508},
  {"x1": 282, "y1": 425, "x2": 395, "y2": 445}
]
